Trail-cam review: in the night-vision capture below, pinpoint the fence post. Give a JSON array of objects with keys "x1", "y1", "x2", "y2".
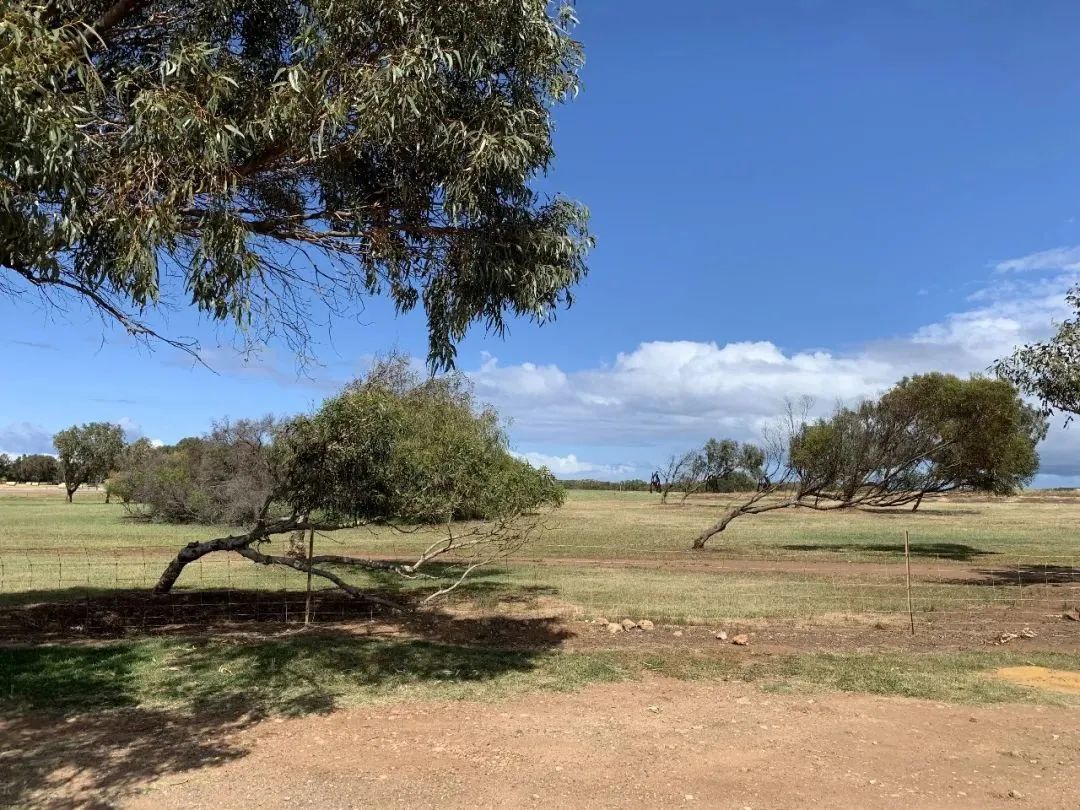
[
  {"x1": 904, "y1": 530, "x2": 915, "y2": 635},
  {"x1": 304, "y1": 527, "x2": 315, "y2": 626}
]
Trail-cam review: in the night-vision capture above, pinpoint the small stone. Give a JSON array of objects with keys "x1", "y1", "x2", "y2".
[
  {"x1": 673, "y1": 630, "x2": 684, "y2": 637},
  {"x1": 1063, "y1": 608, "x2": 1079, "y2": 622},
  {"x1": 621, "y1": 618, "x2": 638, "y2": 631},
  {"x1": 607, "y1": 622, "x2": 624, "y2": 634},
  {"x1": 1008, "y1": 789, "x2": 1023, "y2": 799},
  {"x1": 715, "y1": 631, "x2": 728, "y2": 641},
  {"x1": 638, "y1": 619, "x2": 655, "y2": 631},
  {"x1": 592, "y1": 617, "x2": 610, "y2": 625},
  {"x1": 731, "y1": 634, "x2": 750, "y2": 646}
]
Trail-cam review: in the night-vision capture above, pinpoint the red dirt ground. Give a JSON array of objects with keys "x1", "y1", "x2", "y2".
[{"x1": 5, "y1": 677, "x2": 1075, "y2": 809}]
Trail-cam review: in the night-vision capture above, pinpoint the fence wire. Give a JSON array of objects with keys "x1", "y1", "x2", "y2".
[{"x1": 1, "y1": 541, "x2": 1077, "y2": 647}]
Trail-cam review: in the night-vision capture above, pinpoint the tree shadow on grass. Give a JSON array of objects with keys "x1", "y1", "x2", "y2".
[
  {"x1": 0, "y1": 615, "x2": 571, "y2": 808},
  {"x1": 939, "y1": 564, "x2": 1080, "y2": 586},
  {"x1": 779, "y1": 542, "x2": 998, "y2": 562}
]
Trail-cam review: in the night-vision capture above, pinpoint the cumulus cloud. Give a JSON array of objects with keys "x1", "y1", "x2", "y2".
[
  {"x1": 0, "y1": 422, "x2": 53, "y2": 457},
  {"x1": 513, "y1": 451, "x2": 634, "y2": 477},
  {"x1": 472, "y1": 248, "x2": 1080, "y2": 482}
]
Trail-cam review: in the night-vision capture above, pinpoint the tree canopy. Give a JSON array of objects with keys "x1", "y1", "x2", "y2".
[
  {"x1": 693, "y1": 373, "x2": 1045, "y2": 548},
  {"x1": 149, "y1": 356, "x2": 563, "y2": 598},
  {"x1": 996, "y1": 287, "x2": 1080, "y2": 421},
  {"x1": 1, "y1": 0, "x2": 592, "y2": 367},
  {"x1": 3, "y1": 453, "x2": 60, "y2": 483},
  {"x1": 658, "y1": 438, "x2": 764, "y2": 503},
  {"x1": 53, "y1": 421, "x2": 126, "y2": 501}
]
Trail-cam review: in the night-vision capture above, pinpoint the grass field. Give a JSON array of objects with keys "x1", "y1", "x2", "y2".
[
  {"x1": 1, "y1": 485, "x2": 1079, "y2": 715},
  {"x1": 2, "y1": 486, "x2": 1077, "y2": 621}
]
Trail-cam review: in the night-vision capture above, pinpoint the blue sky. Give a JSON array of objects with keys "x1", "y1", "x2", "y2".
[{"x1": 5, "y1": 0, "x2": 1080, "y2": 483}]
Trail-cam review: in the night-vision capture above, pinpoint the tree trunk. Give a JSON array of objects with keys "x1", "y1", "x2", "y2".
[
  {"x1": 65, "y1": 486, "x2": 75, "y2": 503},
  {"x1": 692, "y1": 506, "x2": 742, "y2": 549},
  {"x1": 912, "y1": 492, "x2": 924, "y2": 512},
  {"x1": 154, "y1": 532, "x2": 260, "y2": 594},
  {"x1": 105, "y1": 490, "x2": 111, "y2": 504}
]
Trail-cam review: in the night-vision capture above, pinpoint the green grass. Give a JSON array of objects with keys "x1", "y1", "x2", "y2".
[
  {"x1": 6, "y1": 487, "x2": 1080, "y2": 563},
  {"x1": 2, "y1": 634, "x2": 1077, "y2": 715},
  {"x1": 440, "y1": 564, "x2": 1026, "y2": 623},
  {"x1": 1, "y1": 487, "x2": 1076, "y2": 623}
]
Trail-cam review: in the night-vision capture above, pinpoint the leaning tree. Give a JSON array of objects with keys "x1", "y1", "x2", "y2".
[
  {"x1": 152, "y1": 357, "x2": 564, "y2": 602},
  {"x1": 1, "y1": 0, "x2": 592, "y2": 368},
  {"x1": 53, "y1": 421, "x2": 125, "y2": 502},
  {"x1": 691, "y1": 374, "x2": 1046, "y2": 549}
]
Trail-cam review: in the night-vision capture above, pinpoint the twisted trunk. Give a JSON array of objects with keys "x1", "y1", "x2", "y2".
[
  {"x1": 153, "y1": 530, "x2": 263, "y2": 594},
  {"x1": 692, "y1": 506, "x2": 743, "y2": 548},
  {"x1": 691, "y1": 494, "x2": 798, "y2": 549}
]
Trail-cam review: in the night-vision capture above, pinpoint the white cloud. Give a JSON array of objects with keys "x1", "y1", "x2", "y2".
[
  {"x1": 513, "y1": 451, "x2": 633, "y2": 477},
  {"x1": 995, "y1": 246, "x2": 1080, "y2": 273},
  {"x1": 0, "y1": 422, "x2": 53, "y2": 456},
  {"x1": 469, "y1": 248, "x2": 1080, "y2": 481}
]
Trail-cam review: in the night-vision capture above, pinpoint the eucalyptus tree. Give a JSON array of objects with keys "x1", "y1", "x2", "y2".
[
  {"x1": 691, "y1": 374, "x2": 1045, "y2": 549},
  {"x1": 9, "y1": 454, "x2": 60, "y2": 483},
  {"x1": 996, "y1": 287, "x2": 1080, "y2": 421},
  {"x1": 53, "y1": 421, "x2": 126, "y2": 501},
  {"x1": 1, "y1": 1, "x2": 592, "y2": 367},
  {"x1": 152, "y1": 357, "x2": 564, "y2": 600},
  {"x1": 678, "y1": 438, "x2": 764, "y2": 503}
]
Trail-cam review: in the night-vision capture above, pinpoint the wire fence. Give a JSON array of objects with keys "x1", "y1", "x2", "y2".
[{"x1": 1, "y1": 542, "x2": 1078, "y2": 647}]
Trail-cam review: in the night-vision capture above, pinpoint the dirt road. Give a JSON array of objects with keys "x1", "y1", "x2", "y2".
[{"x1": 10, "y1": 677, "x2": 1071, "y2": 809}]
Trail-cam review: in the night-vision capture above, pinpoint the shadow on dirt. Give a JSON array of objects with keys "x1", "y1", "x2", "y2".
[
  {"x1": 0, "y1": 575, "x2": 559, "y2": 642},
  {"x1": 779, "y1": 542, "x2": 998, "y2": 562},
  {"x1": 0, "y1": 603, "x2": 571, "y2": 807}
]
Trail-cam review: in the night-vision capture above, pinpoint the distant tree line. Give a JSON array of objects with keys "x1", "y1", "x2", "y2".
[
  {"x1": 0, "y1": 453, "x2": 59, "y2": 484},
  {"x1": 560, "y1": 479, "x2": 651, "y2": 492}
]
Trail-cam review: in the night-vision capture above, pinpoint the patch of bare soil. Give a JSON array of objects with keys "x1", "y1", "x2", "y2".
[
  {"x1": 996, "y1": 666, "x2": 1080, "y2": 696},
  {"x1": 2, "y1": 589, "x2": 1079, "y2": 655},
  {"x1": 562, "y1": 609, "x2": 1080, "y2": 655},
  {"x1": 7, "y1": 677, "x2": 1072, "y2": 809}
]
